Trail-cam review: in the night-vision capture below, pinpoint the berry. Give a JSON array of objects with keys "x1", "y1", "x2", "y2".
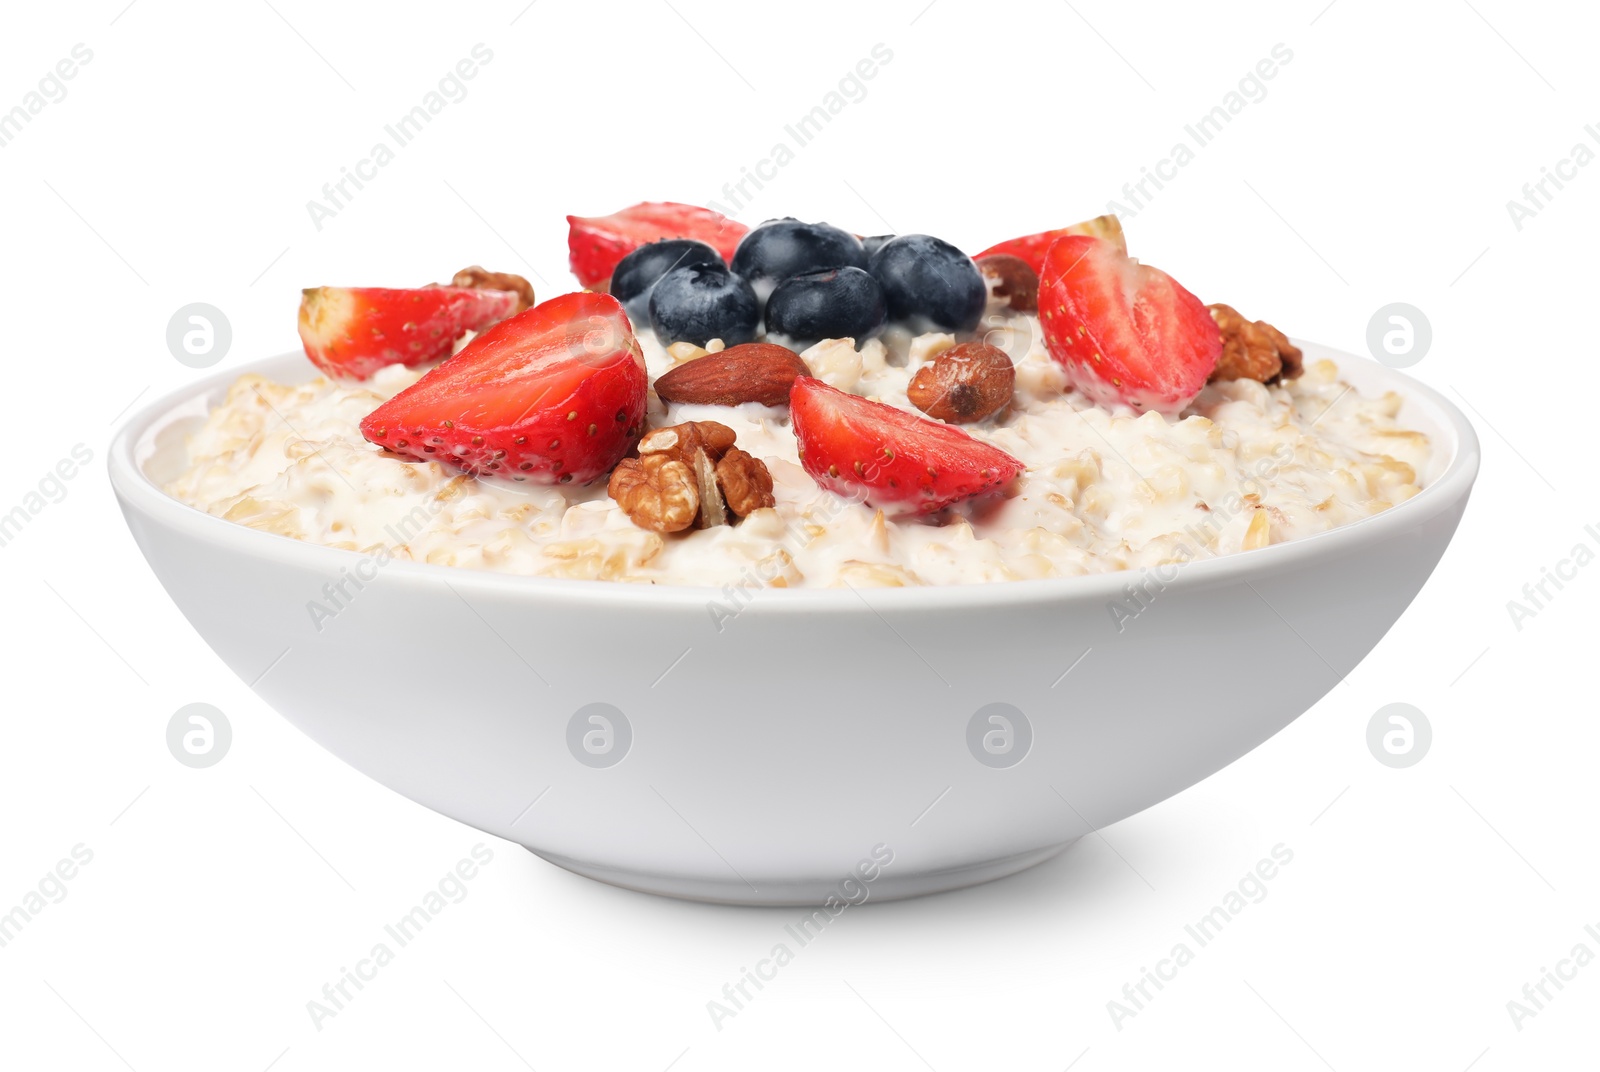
[
  {"x1": 567, "y1": 202, "x2": 746, "y2": 289},
  {"x1": 867, "y1": 235, "x2": 986, "y2": 333},
  {"x1": 648, "y1": 263, "x2": 760, "y2": 347},
  {"x1": 789, "y1": 376, "x2": 1024, "y2": 515},
  {"x1": 298, "y1": 286, "x2": 519, "y2": 380},
  {"x1": 1037, "y1": 235, "x2": 1220, "y2": 413},
  {"x1": 609, "y1": 239, "x2": 724, "y2": 314},
  {"x1": 360, "y1": 291, "x2": 646, "y2": 483},
  {"x1": 975, "y1": 214, "x2": 1127, "y2": 275},
  {"x1": 764, "y1": 267, "x2": 887, "y2": 344},
  {"x1": 730, "y1": 219, "x2": 868, "y2": 300},
  {"x1": 862, "y1": 234, "x2": 896, "y2": 257}
]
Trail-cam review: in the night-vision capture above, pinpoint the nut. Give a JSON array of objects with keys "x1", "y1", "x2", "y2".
[
  {"x1": 716, "y1": 448, "x2": 776, "y2": 517},
  {"x1": 906, "y1": 341, "x2": 1015, "y2": 423},
  {"x1": 653, "y1": 343, "x2": 811, "y2": 407},
  {"x1": 976, "y1": 254, "x2": 1039, "y2": 313},
  {"x1": 447, "y1": 266, "x2": 535, "y2": 313},
  {"x1": 608, "y1": 454, "x2": 699, "y2": 533},
  {"x1": 666, "y1": 341, "x2": 709, "y2": 365},
  {"x1": 690, "y1": 446, "x2": 727, "y2": 528},
  {"x1": 1070, "y1": 213, "x2": 1127, "y2": 254},
  {"x1": 618, "y1": 421, "x2": 775, "y2": 531},
  {"x1": 1208, "y1": 304, "x2": 1304, "y2": 384},
  {"x1": 637, "y1": 420, "x2": 737, "y2": 465},
  {"x1": 1267, "y1": 322, "x2": 1303, "y2": 381}
]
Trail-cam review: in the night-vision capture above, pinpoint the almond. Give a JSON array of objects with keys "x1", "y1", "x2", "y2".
[
  {"x1": 691, "y1": 446, "x2": 727, "y2": 528},
  {"x1": 653, "y1": 343, "x2": 810, "y2": 407},
  {"x1": 976, "y1": 254, "x2": 1039, "y2": 313},
  {"x1": 906, "y1": 341, "x2": 1015, "y2": 424}
]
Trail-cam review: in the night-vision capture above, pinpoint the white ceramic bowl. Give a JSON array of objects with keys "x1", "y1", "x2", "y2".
[{"x1": 110, "y1": 344, "x2": 1478, "y2": 904}]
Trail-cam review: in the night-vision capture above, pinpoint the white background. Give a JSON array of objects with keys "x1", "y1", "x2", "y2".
[{"x1": 2, "y1": 0, "x2": 1596, "y2": 1068}]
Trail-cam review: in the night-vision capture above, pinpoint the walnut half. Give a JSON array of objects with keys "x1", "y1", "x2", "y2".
[
  {"x1": 1208, "y1": 303, "x2": 1304, "y2": 384},
  {"x1": 608, "y1": 454, "x2": 699, "y2": 533},
  {"x1": 612, "y1": 421, "x2": 774, "y2": 530},
  {"x1": 448, "y1": 266, "x2": 536, "y2": 313},
  {"x1": 716, "y1": 448, "x2": 776, "y2": 516},
  {"x1": 637, "y1": 420, "x2": 737, "y2": 466}
]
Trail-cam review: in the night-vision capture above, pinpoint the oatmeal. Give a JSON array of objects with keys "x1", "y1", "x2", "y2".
[{"x1": 165, "y1": 308, "x2": 1431, "y2": 588}]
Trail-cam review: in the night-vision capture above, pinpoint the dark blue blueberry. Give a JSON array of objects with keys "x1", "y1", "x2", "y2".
[
  {"x1": 610, "y1": 239, "x2": 724, "y2": 314},
  {"x1": 730, "y1": 219, "x2": 868, "y2": 298},
  {"x1": 648, "y1": 263, "x2": 760, "y2": 347},
  {"x1": 765, "y1": 267, "x2": 886, "y2": 344},
  {"x1": 868, "y1": 234, "x2": 987, "y2": 333},
  {"x1": 862, "y1": 234, "x2": 896, "y2": 257}
]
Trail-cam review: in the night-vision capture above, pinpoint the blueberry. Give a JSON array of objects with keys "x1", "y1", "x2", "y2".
[
  {"x1": 648, "y1": 263, "x2": 760, "y2": 347},
  {"x1": 862, "y1": 235, "x2": 896, "y2": 257},
  {"x1": 765, "y1": 267, "x2": 886, "y2": 344},
  {"x1": 730, "y1": 218, "x2": 868, "y2": 301},
  {"x1": 610, "y1": 239, "x2": 724, "y2": 314},
  {"x1": 868, "y1": 234, "x2": 987, "y2": 333}
]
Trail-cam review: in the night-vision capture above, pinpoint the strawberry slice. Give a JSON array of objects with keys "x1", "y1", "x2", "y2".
[
  {"x1": 975, "y1": 214, "x2": 1127, "y2": 275},
  {"x1": 789, "y1": 377, "x2": 1024, "y2": 515},
  {"x1": 360, "y1": 292, "x2": 646, "y2": 483},
  {"x1": 299, "y1": 286, "x2": 519, "y2": 380},
  {"x1": 567, "y1": 202, "x2": 747, "y2": 288},
  {"x1": 1038, "y1": 235, "x2": 1220, "y2": 414}
]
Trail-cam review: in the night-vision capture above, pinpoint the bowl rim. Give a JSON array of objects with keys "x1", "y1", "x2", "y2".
[{"x1": 109, "y1": 343, "x2": 1480, "y2": 612}]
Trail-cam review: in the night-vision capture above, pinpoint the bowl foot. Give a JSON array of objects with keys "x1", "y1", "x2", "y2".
[{"x1": 527, "y1": 840, "x2": 1080, "y2": 906}]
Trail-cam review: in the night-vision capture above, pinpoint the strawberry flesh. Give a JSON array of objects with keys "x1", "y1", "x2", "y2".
[
  {"x1": 567, "y1": 202, "x2": 747, "y2": 288},
  {"x1": 789, "y1": 376, "x2": 1024, "y2": 515},
  {"x1": 1038, "y1": 235, "x2": 1220, "y2": 413},
  {"x1": 359, "y1": 292, "x2": 646, "y2": 483},
  {"x1": 298, "y1": 286, "x2": 519, "y2": 380}
]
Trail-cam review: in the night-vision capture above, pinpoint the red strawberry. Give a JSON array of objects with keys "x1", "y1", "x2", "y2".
[
  {"x1": 789, "y1": 377, "x2": 1024, "y2": 515},
  {"x1": 1038, "y1": 235, "x2": 1220, "y2": 414},
  {"x1": 360, "y1": 292, "x2": 647, "y2": 483},
  {"x1": 975, "y1": 214, "x2": 1127, "y2": 275},
  {"x1": 298, "y1": 286, "x2": 519, "y2": 380},
  {"x1": 567, "y1": 202, "x2": 748, "y2": 288}
]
